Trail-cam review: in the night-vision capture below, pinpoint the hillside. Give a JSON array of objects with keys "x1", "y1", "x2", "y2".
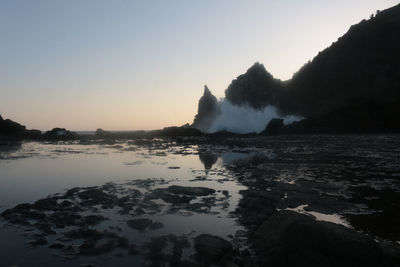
[{"x1": 223, "y1": 3, "x2": 400, "y2": 128}]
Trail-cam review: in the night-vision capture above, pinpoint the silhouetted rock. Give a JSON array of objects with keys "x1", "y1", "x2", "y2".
[
  {"x1": 266, "y1": 98, "x2": 400, "y2": 134},
  {"x1": 225, "y1": 4, "x2": 400, "y2": 123},
  {"x1": 0, "y1": 115, "x2": 26, "y2": 137},
  {"x1": 94, "y1": 128, "x2": 111, "y2": 138},
  {"x1": 192, "y1": 85, "x2": 220, "y2": 132},
  {"x1": 0, "y1": 115, "x2": 42, "y2": 140},
  {"x1": 43, "y1": 128, "x2": 77, "y2": 140},
  {"x1": 260, "y1": 118, "x2": 284, "y2": 135},
  {"x1": 25, "y1": 129, "x2": 42, "y2": 139},
  {"x1": 236, "y1": 190, "x2": 278, "y2": 229},
  {"x1": 253, "y1": 211, "x2": 399, "y2": 267},
  {"x1": 225, "y1": 63, "x2": 282, "y2": 109},
  {"x1": 281, "y1": 4, "x2": 400, "y2": 119},
  {"x1": 192, "y1": 4, "x2": 400, "y2": 134}
]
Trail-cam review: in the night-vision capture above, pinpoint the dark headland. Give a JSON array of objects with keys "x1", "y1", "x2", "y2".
[{"x1": 195, "y1": 3, "x2": 400, "y2": 135}]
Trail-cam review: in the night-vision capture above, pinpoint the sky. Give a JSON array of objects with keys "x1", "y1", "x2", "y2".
[{"x1": 0, "y1": 0, "x2": 398, "y2": 131}]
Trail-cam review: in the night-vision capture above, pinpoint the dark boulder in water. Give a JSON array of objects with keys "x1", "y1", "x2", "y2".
[
  {"x1": 253, "y1": 211, "x2": 400, "y2": 267},
  {"x1": 43, "y1": 128, "x2": 78, "y2": 140},
  {"x1": 192, "y1": 85, "x2": 220, "y2": 132}
]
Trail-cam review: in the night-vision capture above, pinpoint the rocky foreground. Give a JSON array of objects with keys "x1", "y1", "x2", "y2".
[{"x1": 0, "y1": 136, "x2": 399, "y2": 266}]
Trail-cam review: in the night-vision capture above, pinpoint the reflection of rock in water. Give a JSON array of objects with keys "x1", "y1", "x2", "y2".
[
  {"x1": 198, "y1": 152, "x2": 218, "y2": 173},
  {"x1": 220, "y1": 152, "x2": 255, "y2": 165}
]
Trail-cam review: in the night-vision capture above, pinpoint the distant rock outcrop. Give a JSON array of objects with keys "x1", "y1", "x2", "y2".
[
  {"x1": 0, "y1": 115, "x2": 26, "y2": 136},
  {"x1": 192, "y1": 86, "x2": 221, "y2": 132},
  {"x1": 43, "y1": 128, "x2": 77, "y2": 140},
  {"x1": 94, "y1": 128, "x2": 112, "y2": 138},
  {"x1": 0, "y1": 115, "x2": 41, "y2": 140}
]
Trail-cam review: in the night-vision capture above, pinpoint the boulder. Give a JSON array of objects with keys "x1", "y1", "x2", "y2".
[
  {"x1": 253, "y1": 211, "x2": 399, "y2": 267},
  {"x1": 43, "y1": 128, "x2": 77, "y2": 140}
]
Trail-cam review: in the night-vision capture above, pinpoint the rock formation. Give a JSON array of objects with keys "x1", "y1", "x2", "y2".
[
  {"x1": 192, "y1": 85, "x2": 220, "y2": 132},
  {"x1": 194, "y1": 3, "x2": 400, "y2": 134},
  {"x1": 43, "y1": 128, "x2": 77, "y2": 140},
  {"x1": 225, "y1": 62, "x2": 282, "y2": 110},
  {"x1": 0, "y1": 115, "x2": 41, "y2": 139}
]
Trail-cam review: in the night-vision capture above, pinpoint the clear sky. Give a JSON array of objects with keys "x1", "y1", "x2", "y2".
[{"x1": 1, "y1": 0, "x2": 398, "y2": 131}]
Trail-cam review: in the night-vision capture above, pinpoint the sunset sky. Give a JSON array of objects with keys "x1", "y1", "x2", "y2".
[{"x1": 1, "y1": 0, "x2": 398, "y2": 131}]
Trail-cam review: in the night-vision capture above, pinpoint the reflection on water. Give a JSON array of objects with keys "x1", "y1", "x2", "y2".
[{"x1": 198, "y1": 152, "x2": 218, "y2": 174}]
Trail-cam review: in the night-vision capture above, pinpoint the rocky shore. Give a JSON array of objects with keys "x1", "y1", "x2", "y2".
[{"x1": 1, "y1": 136, "x2": 399, "y2": 266}]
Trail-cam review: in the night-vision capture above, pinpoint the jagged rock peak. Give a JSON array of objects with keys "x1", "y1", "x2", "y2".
[
  {"x1": 192, "y1": 85, "x2": 220, "y2": 132},
  {"x1": 225, "y1": 62, "x2": 282, "y2": 110},
  {"x1": 197, "y1": 85, "x2": 218, "y2": 115},
  {"x1": 203, "y1": 85, "x2": 213, "y2": 96},
  {"x1": 245, "y1": 62, "x2": 273, "y2": 79}
]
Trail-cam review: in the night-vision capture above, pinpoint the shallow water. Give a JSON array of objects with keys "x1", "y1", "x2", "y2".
[{"x1": 0, "y1": 141, "x2": 247, "y2": 266}]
